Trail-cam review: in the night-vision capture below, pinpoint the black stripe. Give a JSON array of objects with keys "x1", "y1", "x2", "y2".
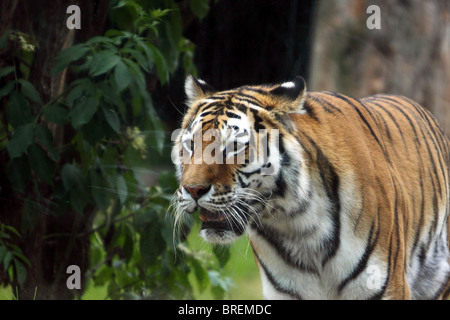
[
  {"x1": 367, "y1": 238, "x2": 392, "y2": 300},
  {"x1": 338, "y1": 221, "x2": 377, "y2": 294},
  {"x1": 242, "y1": 87, "x2": 269, "y2": 95},
  {"x1": 273, "y1": 170, "x2": 286, "y2": 198},
  {"x1": 302, "y1": 133, "x2": 341, "y2": 266},
  {"x1": 236, "y1": 168, "x2": 261, "y2": 178},
  {"x1": 391, "y1": 183, "x2": 401, "y2": 275},
  {"x1": 352, "y1": 96, "x2": 396, "y2": 164},
  {"x1": 235, "y1": 92, "x2": 264, "y2": 106},
  {"x1": 364, "y1": 99, "x2": 409, "y2": 150},
  {"x1": 252, "y1": 249, "x2": 304, "y2": 299},
  {"x1": 411, "y1": 169, "x2": 426, "y2": 257},
  {"x1": 405, "y1": 98, "x2": 448, "y2": 195},
  {"x1": 308, "y1": 94, "x2": 344, "y2": 114},
  {"x1": 237, "y1": 173, "x2": 250, "y2": 188},
  {"x1": 362, "y1": 101, "x2": 393, "y2": 141},
  {"x1": 200, "y1": 111, "x2": 213, "y2": 117},
  {"x1": 393, "y1": 97, "x2": 447, "y2": 185},
  {"x1": 369, "y1": 97, "x2": 432, "y2": 264},
  {"x1": 377, "y1": 96, "x2": 445, "y2": 198},
  {"x1": 225, "y1": 111, "x2": 241, "y2": 119},
  {"x1": 204, "y1": 95, "x2": 227, "y2": 100},
  {"x1": 302, "y1": 100, "x2": 320, "y2": 122},
  {"x1": 254, "y1": 224, "x2": 319, "y2": 275},
  {"x1": 376, "y1": 96, "x2": 444, "y2": 200},
  {"x1": 249, "y1": 108, "x2": 266, "y2": 132},
  {"x1": 323, "y1": 92, "x2": 386, "y2": 155}
]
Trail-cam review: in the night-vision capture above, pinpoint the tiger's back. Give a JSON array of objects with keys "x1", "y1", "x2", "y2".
[{"x1": 291, "y1": 91, "x2": 449, "y2": 299}]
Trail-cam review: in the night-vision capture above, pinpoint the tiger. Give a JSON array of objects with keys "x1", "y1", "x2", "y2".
[{"x1": 171, "y1": 75, "x2": 450, "y2": 300}]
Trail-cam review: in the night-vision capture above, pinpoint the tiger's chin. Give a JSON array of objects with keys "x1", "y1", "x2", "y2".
[{"x1": 198, "y1": 207, "x2": 247, "y2": 244}]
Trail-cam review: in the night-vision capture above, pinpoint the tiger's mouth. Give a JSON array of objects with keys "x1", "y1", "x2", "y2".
[
  {"x1": 199, "y1": 207, "x2": 226, "y2": 222},
  {"x1": 199, "y1": 207, "x2": 231, "y2": 230},
  {"x1": 198, "y1": 206, "x2": 248, "y2": 236}
]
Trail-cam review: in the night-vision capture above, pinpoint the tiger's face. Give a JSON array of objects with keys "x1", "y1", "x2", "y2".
[{"x1": 172, "y1": 76, "x2": 306, "y2": 243}]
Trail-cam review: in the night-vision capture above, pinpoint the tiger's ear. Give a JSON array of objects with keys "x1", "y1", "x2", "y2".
[
  {"x1": 269, "y1": 76, "x2": 307, "y2": 113},
  {"x1": 185, "y1": 75, "x2": 215, "y2": 105}
]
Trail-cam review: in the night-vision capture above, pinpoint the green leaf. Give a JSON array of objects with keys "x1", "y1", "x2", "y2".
[
  {"x1": 122, "y1": 223, "x2": 134, "y2": 262},
  {"x1": 89, "y1": 50, "x2": 121, "y2": 77},
  {"x1": 100, "y1": 145, "x2": 119, "y2": 175},
  {"x1": 6, "y1": 123, "x2": 34, "y2": 158},
  {"x1": 21, "y1": 198, "x2": 41, "y2": 235},
  {"x1": 208, "y1": 270, "x2": 233, "y2": 299},
  {"x1": 190, "y1": 258, "x2": 208, "y2": 293},
  {"x1": 110, "y1": 1, "x2": 141, "y2": 31},
  {"x1": 51, "y1": 44, "x2": 89, "y2": 74},
  {"x1": 9, "y1": 245, "x2": 30, "y2": 267},
  {"x1": 85, "y1": 36, "x2": 115, "y2": 46},
  {"x1": 5, "y1": 155, "x2": 31, "y2": 192},
  {"x1": 3, "y1": 225, "x2": 21, "y2": 238},
  {"x1": 135, "y1": 39, "x2": 155, "y2": 68},
  {"x1": 0, "y1": 30, "x2": 12, "y2": 50},
  {"x1": 70, "y1": 96, "x2": 99, "y2": 129},
  {"x1": 140, "y1": 222, "x2": 165, "y2": 266},
  {"x1": 93, "y1": 265, "x2": 114, "y2": 287},
  {"x1": 3, "y1": 251, "x2": 13, "y2": 271},
  {"x1": 120, "y1": 47, "x2": 150, "y2": 72},
  {"x1": 28, "y1": 142, "x2": 54, "y2": 184},
  {"x1": 116, "y1": 175, "x2": 127, "y2": 204},
  {"x1": 43, "y1": 103, "x2": 68, "y2": 125},
  {"x1": 80, "y1": 112, "x2": 112, "y2": 145},
  {"x1": 157, "y1": 171, "x2": 178, "y2": 191},
  {"x1": 0, "y1": 66, "x2": 14, "y2": 78},
  {"x1": 61, "y1": 164, "x2": 82, "y2": 192},
  {"x1": 105, "y1": 29, "x2": 125, "y2": 38},
  {"x1": 0, "y1": 81, "x2": 15, "y2": 99},
  {"x1": 5, "y1": 91, "x2": 33, "y2": 127},
  {"x1": 189, "y1": 0, "x2": 210, "y2": 19},
  {"x1": 161, "y1": 216, "x2": 175, "y2": 249},
  {"x1": 146, "y1": 98, "x2": 165, "y2": 154},
  {"x1": 90, "y1": 170, "x2": 110, "y2": 210},
  {"x1": 35, "y1": 125, "x2": 58, "y2": 161},
  {"x1": 61, "y1": 163, "x2": 87, "y2": 213},
  {"x1": 0, "y1": 246, "x2": 7, "y2": 263},
  {"x1": 149, "y1": 8, "x2": 173, "y2": 20},
  {"x1": 70, "y1": 186, "x2": 86, "y2": 213},
  {"x1": 101, "y1": 105, "x2": 121, "y2": 133},
  {"x1": 149, "y1": 44, "x2": 169, "y2": 84},
  {"x1": 212, "y1": 245, "x2": 231, "y2": 269},
  {"x1": 66, "y1": 79, "x2": 93, "y2": 108},
  {"x1": 114, "y1": 60, "x2": 132, "y2": 92},
  {"x1": 14, "y1": 259, "x2": 27, "y2": 287},
  {"x1": 18, "y1": 79, "x2": 42, "y2": 105},
  {"x1": 123, "y1": 58, "x2": 145, "y2": 86}
]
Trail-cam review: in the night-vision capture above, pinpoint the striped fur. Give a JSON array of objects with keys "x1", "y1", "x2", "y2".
[{"x1": 173, "y1": 75, "x2": 450, "y2": 300}]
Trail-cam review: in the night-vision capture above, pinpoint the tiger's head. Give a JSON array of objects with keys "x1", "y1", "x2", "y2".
[{"x1": 172, "y1": 75, "x2": 308, "y2": 244}]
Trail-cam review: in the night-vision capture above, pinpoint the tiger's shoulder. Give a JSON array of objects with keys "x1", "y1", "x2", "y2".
[{"x1": 298, "y1": 91, "x2": 449, "y2": 155}]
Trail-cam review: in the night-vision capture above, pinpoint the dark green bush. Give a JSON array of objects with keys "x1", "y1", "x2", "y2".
[{"x1": 0, "y1": 0, "x2": 231, "y2": 300}]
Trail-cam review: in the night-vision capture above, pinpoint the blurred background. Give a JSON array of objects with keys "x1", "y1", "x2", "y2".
[{"x1": 0, "y1": 0, "x2": 448, "y2": 299}]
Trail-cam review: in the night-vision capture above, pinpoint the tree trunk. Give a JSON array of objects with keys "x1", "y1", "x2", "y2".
[{"x1": 309, "y1": 0, "x2": 450, "y2": 134}]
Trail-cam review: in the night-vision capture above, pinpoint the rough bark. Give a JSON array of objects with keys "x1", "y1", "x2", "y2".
[{"x1": 309, "y1": 0, "x2": 450, "y2": 134}]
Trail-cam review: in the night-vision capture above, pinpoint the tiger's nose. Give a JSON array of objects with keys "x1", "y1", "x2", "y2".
[{"x1": 183, "y1": 185, "x2": 211, "y2": 201}]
